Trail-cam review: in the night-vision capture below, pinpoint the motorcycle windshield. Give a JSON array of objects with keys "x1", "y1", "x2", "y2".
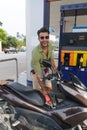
[
  {"x1": 60, "y1": 83, "x2": 87, "y2": 107},
  {"x1": 70, "y1": 73, "x2": 87, "y2": 91}
]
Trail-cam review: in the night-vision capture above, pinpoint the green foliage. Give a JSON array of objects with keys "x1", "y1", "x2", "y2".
[
  {"x1": 0, "y1": 28, "x2": 26, "y2": 49},
  {"x1": 7, "y1": 36, "x2": 17, "y2": 48},
  {"x1": 0, "y1": 28, "x2": 7, "y2": 48}
]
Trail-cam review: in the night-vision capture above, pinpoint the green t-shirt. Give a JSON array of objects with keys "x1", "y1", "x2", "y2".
[{"x1": 31, "y1": 43, "x2": 54, "y2": 75}]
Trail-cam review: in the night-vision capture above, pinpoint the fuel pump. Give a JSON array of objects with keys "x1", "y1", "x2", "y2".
[{"x1": 58, "y1": 3, "x2": 87, "y2": 86}]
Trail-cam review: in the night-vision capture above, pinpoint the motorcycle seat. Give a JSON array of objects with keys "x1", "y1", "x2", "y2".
[{"x1": 5, "y1": 82, "x2": 46, "y2": 106}]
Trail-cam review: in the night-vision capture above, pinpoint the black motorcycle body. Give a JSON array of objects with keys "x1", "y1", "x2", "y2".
[{"x1": 0, "y1": 60, "x2": 87, "y2": 130}]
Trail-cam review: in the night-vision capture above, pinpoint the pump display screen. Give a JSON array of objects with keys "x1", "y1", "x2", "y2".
[{"x1": 61, "y1": 32, "x2": 87, "y2": 47}]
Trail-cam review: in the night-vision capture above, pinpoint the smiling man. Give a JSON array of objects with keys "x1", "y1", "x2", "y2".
[{"x1": 31, "y1": 27, "x2": 57, "y2": 98}]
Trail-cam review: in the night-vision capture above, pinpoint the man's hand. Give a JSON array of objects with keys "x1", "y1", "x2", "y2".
[
  {"x1": 52, "y1": 66, "x2": 58, "y2": 73},
  {"x1": 36, "y1": 74, "x2": 46, "y2": 91},
  {"x1": 0, "y1": 81, "x2": 8, "y2": 85},
  {"x1": 36, "y1": 74, "x2": 42, "y2": 80}
]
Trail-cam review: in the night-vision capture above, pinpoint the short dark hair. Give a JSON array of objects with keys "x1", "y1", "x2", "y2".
[{"x1": 37, "y1": 27, "x2": 49, "y2": 36}]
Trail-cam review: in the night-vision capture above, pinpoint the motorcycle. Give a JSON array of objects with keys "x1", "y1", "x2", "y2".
[{"x1": 0, "y1": 60, "x2": 87, "y2": 130}]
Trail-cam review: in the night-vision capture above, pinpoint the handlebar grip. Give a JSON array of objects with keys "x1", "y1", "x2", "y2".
[{"x1": 45, "y1": 94, "x2": 51, "y2": 104}]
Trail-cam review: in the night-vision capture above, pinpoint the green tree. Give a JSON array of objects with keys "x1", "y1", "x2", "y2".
[
  {"x1": 6, "y1": 36, "x2": 18, "y2": 48},
  {"x1": 16, "y1": 32, "x2": 26, "y2": 46},
  {"x1": 0, "y1": 28, "x2": 7, "y2": 48},
  {"x1": 0, "y1": 27, "x2": 26, "y2": 49},
  {"x1": 16, "y1": 32, "x2": 26, "y2": 50},
  {"x1": 7, "y1": 35, "x2": 26, "y2": 50}
]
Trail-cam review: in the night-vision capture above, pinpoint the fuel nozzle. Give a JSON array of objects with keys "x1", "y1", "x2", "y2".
[{"x1": 79, "y1": 56, "x2": 83, "y2": 68}]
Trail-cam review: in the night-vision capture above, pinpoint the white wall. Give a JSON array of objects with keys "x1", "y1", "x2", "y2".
[{"x1": 26, "y1": 0, "x2": 44, "y2": 85}]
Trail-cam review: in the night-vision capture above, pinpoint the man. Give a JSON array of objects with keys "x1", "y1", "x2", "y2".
[{"x1": 31, "y1": 27, "x2": 57, "y2": 98}]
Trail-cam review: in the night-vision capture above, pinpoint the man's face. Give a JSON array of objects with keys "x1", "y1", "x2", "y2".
[{"x1": 38, "y1": 32, "x2": 49, "y2": 47}]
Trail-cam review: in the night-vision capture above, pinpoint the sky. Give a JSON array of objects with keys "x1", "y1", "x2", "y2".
[{"x1": 0, "y1": 0, "x2": 26, "y2": 36}]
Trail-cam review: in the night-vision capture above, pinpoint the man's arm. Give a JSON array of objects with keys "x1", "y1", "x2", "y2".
[
  {"x1": 36, "y1": 74, "x2": 48, "y2": 95},
  {"x1": 31, "y1": 49, "x2": 48, "y2": 94},
  {"x1": 51, "y1": 59, "x2": 58, "y2": 72}
]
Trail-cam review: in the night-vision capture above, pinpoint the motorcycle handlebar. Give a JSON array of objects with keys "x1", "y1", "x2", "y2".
[{"x1": 44, "y1": 71, "x2": 62, "y2": 81}]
